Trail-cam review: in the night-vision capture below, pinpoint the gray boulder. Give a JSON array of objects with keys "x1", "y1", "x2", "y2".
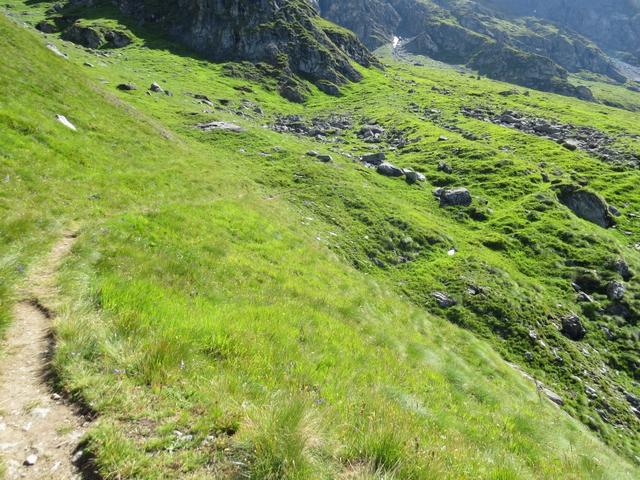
[
  {"x1": 36, "y1": 21, "x2": 58, "y2": 34},
  {"x1": 437, "y1": 161, "x2": 453, "y2": 174},
  {"x1": 150, "y1": 82, "x2": 164, "y2": 93},
  {"x1": 361, "y1": 152, "x2": 386, "y2": 165},
  {"x1": 62, "y1": 24, "x2": 103, "y2": 49},
  {"x1": 610, "y1": 258, "x2": 633, "y2": 281},
  {"x1": 543, "y1": 387, "x2": 564, "y2": 406},
  {"x1": 195, "y1": 121, "x2": 244, "y2": 132},
  {"x1": 607, "y1": 281, "x2": 626, "y2": 301},
  {"x1": 377, "y1": 162, "x2": 404, "y2": 177},
  {"x1": 562, "y1": 139, "x2": 580, "y2": 151},
  {"x1": 436, "y1": 187, "x2": 472, "y2": 207},
  {"x1": 556, "y1": 185, "x2": 615, "y2": 228},
  {"x1": 403, "y1": 169, "x2": 426, "y2": 184}
]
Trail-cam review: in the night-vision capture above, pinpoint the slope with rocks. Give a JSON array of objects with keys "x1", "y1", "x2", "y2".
[
  {"x1": 316, "y1": 0, "x2": 632, "y2": 98},
  {"x1": 61, "y1": 0, "x2": 377, "y2": 101},
  {"x1": 1, "y1": 0, "x2": 640, "y2": 477},
  {"x1": 475, "y1": 0, "x2": 640, "y2": 66}
]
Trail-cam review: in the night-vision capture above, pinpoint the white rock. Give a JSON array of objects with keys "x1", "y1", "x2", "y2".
[
  {"x1": 56, "y1": 114, "x2": 77, "y2": 131},
  {"x1": 32, "y1": 407, "x2": 50, "y2": 419},
  {"x1": 24, "y1": 454, "x2": 38, "y2": 466},
  {"x1": 46, "y1": 43, "x2": 66, "y2": 58}
]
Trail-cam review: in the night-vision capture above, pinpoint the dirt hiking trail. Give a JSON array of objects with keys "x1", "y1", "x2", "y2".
[{"x1": 0, "y1": 233, "x2": 89, "y2": 479}]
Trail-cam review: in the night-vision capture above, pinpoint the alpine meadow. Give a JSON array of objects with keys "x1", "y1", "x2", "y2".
[{"x1": 0, "y1": 1, "x2": 639, "y2": 479}]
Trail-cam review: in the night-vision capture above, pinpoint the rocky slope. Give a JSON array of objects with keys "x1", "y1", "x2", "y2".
[
  {"x1": 64, "y1": 0, "x2": 377, "y2": 100},
  {"x1": 476, "y1": 0, "x2": 640, "y2": 66},
  {"x1": 316, "y1": 0, "x2": 635, "y2": 98}
]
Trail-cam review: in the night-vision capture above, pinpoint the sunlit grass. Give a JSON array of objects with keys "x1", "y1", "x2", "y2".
[{"x1": 1, "y1": 3, "x2": 639, "y2": 478}]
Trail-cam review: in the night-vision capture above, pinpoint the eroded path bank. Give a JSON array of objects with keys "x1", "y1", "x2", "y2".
[{"x1": 0, "y1": 234, "x2": 89, "y2": 479}]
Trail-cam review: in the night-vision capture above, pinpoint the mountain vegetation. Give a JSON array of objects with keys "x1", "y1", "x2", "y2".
[{"x1": 1, "y1": 0, "x2": 639, "y2": 478}]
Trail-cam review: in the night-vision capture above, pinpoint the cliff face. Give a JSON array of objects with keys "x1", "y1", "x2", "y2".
[
  {"x1": 314, "y1": 0, "x2": 634, "y2": 98},
  {"x1": 476, "y1": 0, "x2": 640, "y2": 65}
]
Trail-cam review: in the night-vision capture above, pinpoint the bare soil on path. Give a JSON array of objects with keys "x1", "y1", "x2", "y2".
[{"x1": 0, "y1": 234, "x2": 89, "y2": 479}]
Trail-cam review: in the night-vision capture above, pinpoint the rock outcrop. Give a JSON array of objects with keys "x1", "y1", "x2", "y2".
[
  {"x1": 315, "y1": 0, "x2": 631, "y2": 98},
  {"x1": 475, "y1": 0, "x2": 640, "y2": 67},
  {"x1": 468, "y1": 43, "x2": 594, "y2": 100},
  {"x1": 80, "y1": 0, "x2": 377, "y2": 100}
]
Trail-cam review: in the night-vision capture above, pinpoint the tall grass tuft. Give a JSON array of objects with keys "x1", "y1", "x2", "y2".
[{"x1": 241, "y1": 398, "x2": 330, "y2": 479}]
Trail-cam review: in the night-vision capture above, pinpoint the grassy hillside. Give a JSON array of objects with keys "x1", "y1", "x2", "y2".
[{"x1": 1, "y1": 1, "x2": 639, "y2": 478}]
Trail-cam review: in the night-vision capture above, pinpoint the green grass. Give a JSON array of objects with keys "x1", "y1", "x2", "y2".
[{"x1": 1, "y1": 1, "x2": 639, "y2": 477}]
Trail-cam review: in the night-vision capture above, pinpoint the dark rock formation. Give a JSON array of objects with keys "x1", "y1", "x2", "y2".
[
  {"x1": 61, "y1": 22, "x2": 132, "y2": 49},
  {"x1": 561, "y1": 314, "x2": 586, "y2": 341},
  {"x1": 468, "y1": 43, "x2": 594, "y2": 100}
]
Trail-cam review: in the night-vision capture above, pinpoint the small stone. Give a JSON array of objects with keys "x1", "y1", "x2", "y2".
[
  {"x1": 24, "y1": 454, "x2": 38, "y2": 466},
  {"x1": 149, "y1": 82, "x2": 164, "y2": 93},
  {"x1": 438, "y1": 135, "x2": 448, "y2": 141},
  {"x1": 46, "y1": 43, "x2": 66, "y2": 58},
  {"x1": 55, "y1": 114, "x2": 76, "y2": 131},
  {"x1": 306, "y1": 150, "x2": 319, "y2": 157},
  {"x1": 71, "y1": 450, "x2": 84, "y2": 464},
  {"x1": 562, "y1": 139, "x2": 579, "y2": 151},
  {"x1": 606, "y1": 281, "x2": 625, "y2": 301},
  {"x1": 437, "y1": 161, "x2": 453, "y2": 174},
  {"x1": 403, "y1": 169, "x2": 425, "y2": 184},
  {"x1": 611, "y1": 258, "x2": 633, "y2": 281},
  {"x1": 576, "y1": 292, "x2": 594, "y2": 303},
  {"x1": 543, "y1": 388, "x2": 564, "y2": 406},
  {"x1": 116, "y1": 83, "x2": 137, "y2": 91},
  {"x1": 608, "y1": 205, "x2": 621, "y2": 217},
  {"x1": 432, "y1": 292, "x2": 457, "y2": 308},
  {"x1": 585, "y1": 386, "x2": 598, "y2": 398},
  {"x1": 317, "y1": 154, "x2": 332, "y2": 163}
]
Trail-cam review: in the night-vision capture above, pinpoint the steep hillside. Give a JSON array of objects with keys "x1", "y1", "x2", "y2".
[
  {"x1": 317, "y1": 0, "x2": 637, "y2": 98},
  {"x1": 1, "y1": 0, "x2": 640, "y2": 478},
  {"x1": 475, "y1": 0, "x2": 640, "y2": 65}
]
